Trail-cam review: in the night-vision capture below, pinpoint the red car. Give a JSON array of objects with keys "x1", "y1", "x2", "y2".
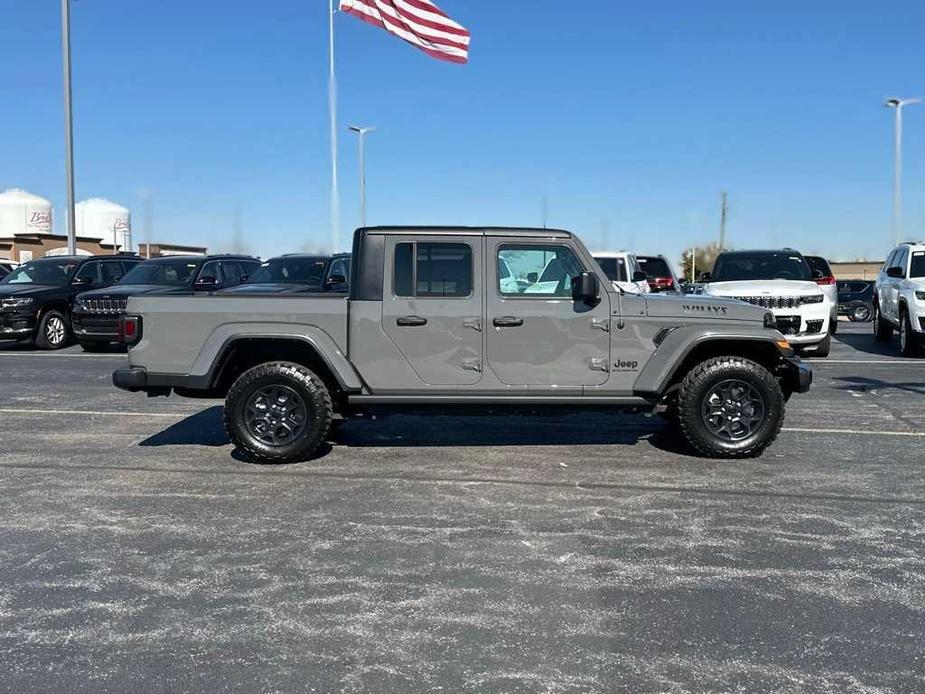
[{"x1": 637, "y1": 255, "x2": 681, "y2": 293}]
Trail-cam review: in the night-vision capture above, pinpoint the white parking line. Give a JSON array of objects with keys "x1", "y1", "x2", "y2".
[
  {"x1": 0, "y1": 408, "x2": 183, "y2": 418},
  {"x1": 1, "y1": 408, "x2": 923, "y2": 439},
  {"x1": 783, "y1": 427, "x2": 925, "y2": 437}
]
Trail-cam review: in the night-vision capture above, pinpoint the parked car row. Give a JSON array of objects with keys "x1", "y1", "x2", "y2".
[{"x1": 0, "y1": 251, "x2": 351, "y2": 350}]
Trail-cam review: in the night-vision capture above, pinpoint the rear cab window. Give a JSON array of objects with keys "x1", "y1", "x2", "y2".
[{"x1": 394, "y1": 242, "x2": 472, "y2": 298}]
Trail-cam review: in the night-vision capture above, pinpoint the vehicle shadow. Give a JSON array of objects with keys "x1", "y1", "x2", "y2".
[
  {"x1": 139, "y1": 406, "x2": 694, "y2": 460},
  {"x1": 832, "y1": 331, "x2": 903, "y2": 358}
]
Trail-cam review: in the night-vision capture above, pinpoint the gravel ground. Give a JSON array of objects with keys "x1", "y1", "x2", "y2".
[{"x1": 1, "y1": 321, "x2": 924, "y2": 693}]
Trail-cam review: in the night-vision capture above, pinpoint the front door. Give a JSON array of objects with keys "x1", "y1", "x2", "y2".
[
  {"x1": 485, "y1": 239, "x2": 611, "y2": 387},
  {"x1": 381, "y1": 236, "x2": 483, "y2": 386}
]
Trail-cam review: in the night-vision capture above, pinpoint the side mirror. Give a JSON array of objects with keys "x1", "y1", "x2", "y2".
[
  {"x1": 239, "y1": 275, "x2": 248, "y2": 283},
  {"x1": 571, "y1": 271, "x2": 599, "y2": 304},
  {"x1": 193, "y1": 276, "x2": 219, "y2": 290},
  {"x1": 632, "y1": 270, "x2": 648, "y2": 283},
  {"x1": 72, "y1": 276, "x2": 93, "y2": 287},
  {"x1": 887, "y1": 266, "x2": 905, "y2": 279},
  {"x1": 527, "y1": 272, "x2": 539, "y2": 284},
  {"x1": 812, "y1": 269, "x2": 824, "y2": 279},
  {"x1": 325, "y1": 274, "x2": 347, "y2": 286},
  {"x1": 699, "y1": 271, "x2": 711, "y2": 282}
]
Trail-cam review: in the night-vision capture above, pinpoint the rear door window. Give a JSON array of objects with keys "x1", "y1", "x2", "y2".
[{"x1": 394, "y1": 242, "x2": 472, "y2": 298}]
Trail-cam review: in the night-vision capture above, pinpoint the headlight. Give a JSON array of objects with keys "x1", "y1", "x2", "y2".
[
  {"x1": 915, "y1": 291, "x2": 925, "y2": 301},
  {"x1": 764, "y1": 312, "x2": 776, "y2": 328},
  {"x1": 0, "y1": 297, "x2": 34, "y2": 310},
  {"x1": 801, "y1": 295, "x2": 824, "y2": 304}
]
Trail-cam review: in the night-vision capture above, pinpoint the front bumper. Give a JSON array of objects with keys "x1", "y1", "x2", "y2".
[
  {"x1": 768, "y1": 303, "x2": 829, "y2": 344},
  {"x1": 784, "y1": 356, "x2": 813, "y2": 394},
  {"x1": 0, "y1": 311, "x2": 36, "y2": 338},
  {"x1": 71, "y1": 310, "x2": 121, "y2": 339}
]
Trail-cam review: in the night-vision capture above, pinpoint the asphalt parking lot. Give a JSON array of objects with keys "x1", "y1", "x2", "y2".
[{"x1": 1, "y1": 321, "x2": 924, "y2": 693}]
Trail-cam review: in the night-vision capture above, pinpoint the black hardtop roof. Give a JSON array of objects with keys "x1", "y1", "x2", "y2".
[
  {"x1": 357, "y1": 226, "x2": 573, "y2": 239},
  {"x1": 141, "y1": 254, "x2": 257, "y2": 262},
  {"x1": 718, "y1": 249, "x2": 807, "y2": 256}
]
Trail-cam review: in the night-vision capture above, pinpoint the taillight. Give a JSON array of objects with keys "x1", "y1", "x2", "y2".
[
  {"x1": 118, "y1": 315, "x2": 142, "y2": 345},
  {"x1": 815, "y1": 276, "x2": 836, "y2": 286}
]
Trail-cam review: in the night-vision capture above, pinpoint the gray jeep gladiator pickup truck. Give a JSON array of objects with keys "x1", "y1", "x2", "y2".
[{"x1": 114, "y1": 227, "x2": 812, "y2": 461}]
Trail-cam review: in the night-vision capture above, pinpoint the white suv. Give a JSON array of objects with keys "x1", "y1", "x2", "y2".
[
  {"x1": 592, "y1": 252, "x2": 650, "y2": 294},
  {"x1": 873, "y1": 241, "x2": 925, "y2": 356},
  {"x1": 703, "y1": 249, "x2": 831, "y2": 357}
]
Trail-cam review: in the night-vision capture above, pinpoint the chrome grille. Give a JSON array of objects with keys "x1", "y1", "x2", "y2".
[
  {"x1": 80, "y1": 297, "x2": 129, "y2": 314},
  {"x1": 731, "y1": 295, "x2": 801, "y2": 309}
]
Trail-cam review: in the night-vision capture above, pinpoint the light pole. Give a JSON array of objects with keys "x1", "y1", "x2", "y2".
[
  {"x1": 886, "y1": 97, "x2": 921, "y2": 246},
  {"x1": 61, "y1": 0, "x2": 77, "y2": 255},
  {"x1": 348, "y1": 126, "x2": 375, "y2": 228}
]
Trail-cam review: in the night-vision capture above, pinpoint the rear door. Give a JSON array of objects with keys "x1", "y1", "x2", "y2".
[
  {"x1": 486, "y1": 238, "x2": 611, "y2": 387},
  {"x1": 381, "y1": 235, "x2": 483, "y2": 386}
]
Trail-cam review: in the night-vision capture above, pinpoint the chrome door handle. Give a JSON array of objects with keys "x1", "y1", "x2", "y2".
[
  {"x1": 493, "y1": 316, "x2": 523, "y2": 327},
  {"x1": 396, "y1": 315, "x2": 427, "y2": 327}
]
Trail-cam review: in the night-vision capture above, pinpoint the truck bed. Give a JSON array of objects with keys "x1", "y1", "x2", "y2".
[{"x1": 126, "y1": 293, "x2": 349, "y2": 376}]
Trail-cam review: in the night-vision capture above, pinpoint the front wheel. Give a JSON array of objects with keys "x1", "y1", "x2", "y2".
[
  {"x1": 812, "y1": 333, "x2": 831, "y2": 358},
  {"x1": 224, "y1": 361, "x2": 333, "y2": 464},
  {"x1": 34, "y1": 310, "x2": 68, "y2": 350},
  {"x1": 873, "y1": 303, "x2": 893, "y2": 342},
  {"x1": 677, "y1": 356, "x2": 785, "y2": 459},
  {"x1": 830, "y1": 311, "x2": 838, "y2": 335}
]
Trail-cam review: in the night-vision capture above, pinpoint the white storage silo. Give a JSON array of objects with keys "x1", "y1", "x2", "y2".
[
  {"x1": 0, "y1": 188, "x2": 53, "y2": 236},
  {"x1": 76, "y1": 198, "x2": 131, "y2": 251}
]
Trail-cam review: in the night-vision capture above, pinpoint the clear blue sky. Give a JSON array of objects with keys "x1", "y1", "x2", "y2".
[{"x1": 3, "y1": 0, "x2": 925, "y2": 264}]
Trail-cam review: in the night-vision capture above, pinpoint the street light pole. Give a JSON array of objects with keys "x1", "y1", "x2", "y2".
[
  {"x1": 348, "y1": 126, "x2": 375, "y2": 228},
  {"x1": 61, "y1": 0, "x2": 77, "y2": 255},
  {"x1": 886, "y1": 97, "x2": 921, "y2": 246}
]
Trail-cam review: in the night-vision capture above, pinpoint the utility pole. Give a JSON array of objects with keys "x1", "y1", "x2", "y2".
[
  {"x1": 61, "y1": 0, "x2": 77, "y2": 255},
  {"x1": 348, "y1": 126, "x2": 375, "y2": 228},
  {"x1": 140, "y1": 189, "x2": 152, "y2": 258},
  {"x1": 718, "y1": 191, "x2": 728, "y2": 250},
  {"x1": 691, "y1": 247, "x2": 696, "y2": 282},
  {"x1": 886, "y1": 98, "x2": 921, "y2": 246}
]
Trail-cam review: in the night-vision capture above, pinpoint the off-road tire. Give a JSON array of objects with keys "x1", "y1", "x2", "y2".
[
  {"x1": 79, "y1": 340, "x2": 110, "y2": 353},
  {"x1": 34, "y1": 310, "x2": 68, "y2": 350},
  {"x1": 873, "y1": 303, "x2": 893, "y2": 342},
  {"x1": 224, "y1": 361, "x2": 333, "y2": 464},
  {"x1": 677, "y1": 356, "x2": 785, "y2": 459},
  {"x1": 899, "y1": 308, "x2": 921, "y2": 357}
]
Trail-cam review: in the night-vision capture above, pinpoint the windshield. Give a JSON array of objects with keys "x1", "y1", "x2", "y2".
[
  {"x1": 595, "y1": 257, "x2": 627, "y2": 282},
  {"x1": 638, "y1": 257, "x2": 671, "y2": 278},
  {"x1": 0, "y1": 259, "x2": 78, "y2": 286},
  {"x1": 119, "y1": 259, "x2": 200, "y2": 286},
  {"x1": 248, "y1": 257, "x2": 329, "y2": 285},
  {"x1": 712, "y1": 252, "x2": 812, "y2": 282}
]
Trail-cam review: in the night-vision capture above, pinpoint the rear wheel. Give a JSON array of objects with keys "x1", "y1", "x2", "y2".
[
  {"x1": 677, "y1": 356, "x2": 785, "y2": 459},
  {"x1": 224, "y1": 361, "x2": 333, "y2": 464},
  {"x1": 34, "y1": 310, "x2": 68, "y2": 350},
  {"x1": 873, "y1": 303, "x2": 893, "y2": 342},
  {"x1": 849, "y1": 302, "x2": 872, "y2": 322},
  {"x1": 899, "y1": 308, "x2": 921, "y2": 357}
]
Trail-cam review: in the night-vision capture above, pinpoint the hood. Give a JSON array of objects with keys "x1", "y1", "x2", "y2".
[
  {"x1": 219, "y1": 283, "x2": 322, "y2": 294},
  {"x1": 645, "y1": 292, "x2": 767, "y2": 322},
  {"x1": 704, "y1": 279, "x2": 821, "y2": 297},
  {"x1": 0, "y1": 284, "x2": 62, "y2": 298},
  {"x1": 77, "y1": 284, "x2": 190, "y2": 299}
]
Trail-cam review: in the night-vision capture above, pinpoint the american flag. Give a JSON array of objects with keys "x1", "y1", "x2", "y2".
[{"x1": 338, "y1": 0, "x2": 471, "y2": 64}]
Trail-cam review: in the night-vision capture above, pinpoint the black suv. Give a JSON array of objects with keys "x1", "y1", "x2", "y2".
[
  {"x1": 837, "y1": 279, "x2": 875, "y2": 322},
  {"x1": 218, "y1": 252, "x2": 351, "y2": 295},
  {"x1": 0, "y1": 254, "x2": 143, "y2": 349},
  {"x1": 72, "y1": 254, "x2": 260, "y2": 351}
]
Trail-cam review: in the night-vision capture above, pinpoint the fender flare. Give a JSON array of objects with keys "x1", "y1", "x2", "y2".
[{"x1": 192, "y1": 323, "x2": 365, "y2": 392}]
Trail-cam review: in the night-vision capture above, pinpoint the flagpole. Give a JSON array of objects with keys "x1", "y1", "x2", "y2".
[{"x1": 328, "y1": 0, "x2": 340, "y2": 252}]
